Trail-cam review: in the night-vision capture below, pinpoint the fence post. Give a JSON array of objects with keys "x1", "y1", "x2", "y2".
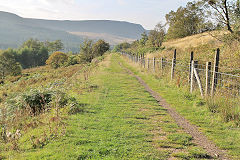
[
  {"x1": 211, "y1": 48, "x2": 220, "y2": 96},
  {"x1": 190, "y1": 61, "x2": 198, "y2": 93},
  {"x1": 171, "y1": 49, "x2": 177, "y2": 80},
  {"x1": 205, "y1": 62, "x2": 212, "y2": 96},
  {"x1": 160, "y1": 57, "x2": 165, "y2": 75},
  {"x1": 147, "y1": 58, "x2": 150, "y2": 70},
  {"x1": 160, "y1": 58, "x2": 164, "y2": 70},
  {"x1": 153, "y1": 57, "x2": 156, "y2": 72},
  {"x1": 143, "y1": 54, "x2": 145, "y2": 68},
  {"x1": 193, "y1": 65, "x2": 204, "y2": 98},
  {"x1": 139, "y1": 54, "x2": 142, "y2": 67},
  {"x1": 190, "y1": 61, "x2": 195, "y2": 93},
  {"x1": 189, "y1": 51, "x2": 194, "y2": 84}
]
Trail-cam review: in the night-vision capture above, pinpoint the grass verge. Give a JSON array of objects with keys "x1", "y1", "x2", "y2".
[{"x1": 119, "y1": 53, "x2": 240, "y2": 159}]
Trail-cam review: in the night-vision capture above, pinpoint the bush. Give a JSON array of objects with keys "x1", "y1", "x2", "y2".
[
  {"x1": 46, "y1": 51, "x2": 68, "y2": 69},
  {"x1": 66, "y1": 55, "x2": 80, "y2": 66},
  {"x1": 67, "y1": 97, "x2": 85, "y2": 115},
  {"x1": 4, "y1": 88, "x2": 84, "y2": 116},
  {"x1": 23, "y1": 90, "x2": 52, "y2": 115}
]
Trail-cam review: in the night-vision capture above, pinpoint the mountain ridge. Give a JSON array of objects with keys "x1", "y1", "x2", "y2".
[{"x1": 0, "y1": 11, "x2": 146, "y2": 51}]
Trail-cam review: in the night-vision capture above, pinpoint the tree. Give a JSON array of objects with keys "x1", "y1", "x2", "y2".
[
  {"x1": 16, "y1": 47, "x2": 34, "y2": 69},
  {"x1": 79, "y1": 39, "x2": 94, "y2": 63},
  {"x1": 148, "y1": 22, "x2": 166, "y2": 48},
  {"x1": 166, "y1": 2, "x2": 211, "y2": 39},
  {"x1": 45, "y1": 40, "x2": 64, "y2": 53},
  {"x1": 92, "y1": 39, "x2": 110, "y2": 57},
  {"x1": 66, "y1": 55, "x2": 80, "y2": 66},
  {"x1": 22, "y1": 39, "x2": 43, "y2": 51},
  {"x1": 46, "y1": 51, "x2": 68, "y2": 69},
  {"x1": 0, "y1": 49, "x2": 21, "y2": 79},
  {"x1": 202, "y1": 0, "x2": 233, "y2": 32},
  {"x1": 19, "y1": 39, "x2": 49, "y2": 68},
  {"x1": 113, "y1": 42, "x2": 131, "y2": 52},
  {"x1": 139, "y1": 32, "x2": 148, "y2": 46}
]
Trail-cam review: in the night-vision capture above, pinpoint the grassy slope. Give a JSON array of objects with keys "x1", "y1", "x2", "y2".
[
  {"x1": 120, "y1": 55, "x2": 240, "y2": 159},
  {"x1": 147, "y1": 31, "x2": 240, "y2": 69},
  {"x1": 2, "y1": 54, "x2": 212, "y2": 159}
]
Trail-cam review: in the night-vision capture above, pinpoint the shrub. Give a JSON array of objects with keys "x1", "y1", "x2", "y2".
[
  {"x1": 4, "y1": 88, "x2": 84, "y2": 116},
  {"x1": 22, "y1": 89, "x2": 53, "y2": 115},
  {"x1": 66, "y1": 55, "x2": 80, "y2": 66},
  {"x1": 67, "y1": 97, "x2": 85, "y2": 115},
  {"x1": 46, "y1": 51, "x2": 68, "y2": 69}
]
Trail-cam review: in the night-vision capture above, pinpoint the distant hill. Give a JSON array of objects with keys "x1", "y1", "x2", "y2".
[{"x1": 0, "y1": 11, "x2": 146, "y2": 52}]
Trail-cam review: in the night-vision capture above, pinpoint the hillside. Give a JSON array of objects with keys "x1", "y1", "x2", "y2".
[
  {"x1": 68, "y1": 32, "x2": 135, "y2": 45},
  {"x1": 146, "y1": 31, "x2": 240, "y2": 69},
  {"x1": 0, "y1": 11, "x2": 146, "y2": 51}
]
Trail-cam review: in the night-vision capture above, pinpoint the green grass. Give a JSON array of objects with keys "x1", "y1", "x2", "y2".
[
  {"x1": 1, "y1": 54, "x2": 212, "y2": 159},
  {"x1": 119, "y1": 54, "x2": 240, "y2": 159}
]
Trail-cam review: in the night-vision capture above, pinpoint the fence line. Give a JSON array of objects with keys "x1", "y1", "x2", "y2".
[{"x1": 121, "y1": 49, "x2": 240, "y2": 98}]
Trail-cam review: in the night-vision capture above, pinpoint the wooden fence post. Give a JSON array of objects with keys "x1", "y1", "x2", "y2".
[
  {"x1": 189, "y1": 51, "x2": 194, "y2": 84},
  {"x1": 160, "y1": 57, "x2": 165, "y2": 75},
  {"x1": 171, "y1": 49, "x2": 177, "y2": 80},
  {"x1": 211, "y1": 48, "x2": 220, "y2": 96},
  {"x1": 190, "y1": 61, "x2": 195, "y2": 93},
  {"x1": 190, "y1": 61, "x2": 198, "y2": 93},
  {"x1": 193, "y1": 65, "x2": 204, "y2": 97},
  {"x1": 205, "y1": 62, "x2": 212, "y2": 96},
  {"x1": 160, "y1": 58, "x2": 164, "y2": 70},
  {"x1": 147, "y1": 58, "x2": 150, "y2": 70},
  {"x1": 153, "y1": 57, "x2": 156, "y2": 72},
  {"x1": 140, "y1": 54, "x2": 142, "y2": 67},
  {"x1": 143, "y1": 54, "x2": 145, "y2": 68}
]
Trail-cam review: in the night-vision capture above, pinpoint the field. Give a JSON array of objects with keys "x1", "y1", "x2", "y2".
[{"x1": 0, "y1": 53, "x2": 240, "y2": 159}]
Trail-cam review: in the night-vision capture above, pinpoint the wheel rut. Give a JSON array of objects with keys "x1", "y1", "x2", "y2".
[{"x1": 119, "y1": 62, "x2": 230, "y2": 160}]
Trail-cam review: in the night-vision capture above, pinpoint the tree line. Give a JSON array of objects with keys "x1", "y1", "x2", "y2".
[
  {"x1": 115, "y1": 0, "x2": 240, "y2": 53},
  {"x1": 0, "y1": 38, "x2": 110, "y2": 80},
  {"x1": 46, "y1": 39, "x2": 110, "y2": 69}
]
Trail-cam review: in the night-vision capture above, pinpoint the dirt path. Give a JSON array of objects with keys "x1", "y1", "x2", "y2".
[{"x1": 119, "y1": 62, "x2": 230, "y2": 160}]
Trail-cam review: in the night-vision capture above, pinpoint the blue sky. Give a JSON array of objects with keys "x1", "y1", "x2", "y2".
[{"x1": 0, "y1": 0, "x2": 191, "y2": 29}]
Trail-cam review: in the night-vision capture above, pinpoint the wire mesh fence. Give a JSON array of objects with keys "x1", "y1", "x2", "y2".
[{"x1": 121, "y1": 51, "x2": 240, "y2": 100}]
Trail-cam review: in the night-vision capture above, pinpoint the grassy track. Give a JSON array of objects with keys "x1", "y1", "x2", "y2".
[
  {"x1": 7, "y1": 54, "x2": 213, "y2": 159},
  {"x1": 119, "y1": 54, "x2": 240, "y2": 159}
]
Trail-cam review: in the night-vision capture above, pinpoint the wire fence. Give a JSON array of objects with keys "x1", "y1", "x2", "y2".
[{"x1": 121, "y1": 50, "x2": 240, "y2": 100}]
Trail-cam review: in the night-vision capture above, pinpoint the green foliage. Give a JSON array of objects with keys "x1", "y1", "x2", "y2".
[
  {"x1": 166, "y1": 2, "x2": 213, "y2": 39},
  {"x1": 206, "y1": 97, "x2": 240, "y2": 126},
  {"x1": 46, "y1": 51, "x2": 68, "y2": 69},
  {"x1": 148, "y1": 22, "x2": 166, "y2": 48},
  {"x1": 139, "y1": 32, "x2": 148, "y2": 46},
  {"x1": 21, "y1": 89, "x2": 53, "y2": 115},
  {"x1": 79, "y1": 39, "x2": 94, "y2": 63},
  {"x1": 80, "y1": 39, "x2": 109, "y2": 63},
  {"x1": 113, "y1": 42, "x2": 131, "y2": 52},
  {"x1": 45, "y1": 40, "x2": 64, "y2": 53},
  {"x1": 19, "y1": 39, "x2": 49, "y2": 68},
  {"x1": 0, "y1": 49, "x2": 22, "y2": 79},
  {"x1": 66, "y1": 55, "x2": 80, "y2": 66},
  {"x1": 92, "y1": 39, "x2": 110, "y2": 57},
  {"x1": 67, "y1": 97, "x2": 84, "y2": 115}
]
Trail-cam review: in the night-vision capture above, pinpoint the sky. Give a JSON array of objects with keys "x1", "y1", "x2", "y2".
[{"x1": 0, "y1": 0, "x2": 191, "y2": 30}]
